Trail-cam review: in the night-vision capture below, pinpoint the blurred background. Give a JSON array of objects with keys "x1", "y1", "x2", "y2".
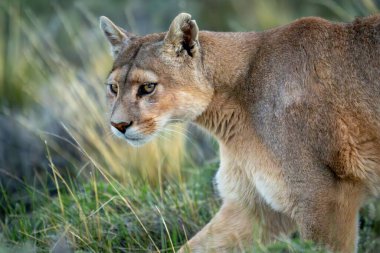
[
  {"x1": 0, "y1": 0, "x2": 380, "y2": 252},
  {"x1": 2, "y1": 0, "x2": 379, "y2": 192}
]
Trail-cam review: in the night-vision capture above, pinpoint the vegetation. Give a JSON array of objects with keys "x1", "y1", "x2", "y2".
[{"x1": 0, "y1": 0, "x2": 379, "y2": 252}]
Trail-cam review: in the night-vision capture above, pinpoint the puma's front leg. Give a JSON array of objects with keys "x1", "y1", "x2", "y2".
[
  {"x1": 295, "y1": 181, "x2": 365, "y2": 253},
  {"x1": 178, "y1": 201, "x2": 255, "y2": 253}
]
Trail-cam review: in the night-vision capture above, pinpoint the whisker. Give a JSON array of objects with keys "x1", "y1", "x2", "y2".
[{"x1": 163, "y1": 128, "x2": 196, "y2": 147}]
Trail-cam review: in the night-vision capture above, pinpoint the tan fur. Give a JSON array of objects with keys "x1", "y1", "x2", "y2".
[{"x1": 100, "y1": 13, "x2": 380, "y2": 252}]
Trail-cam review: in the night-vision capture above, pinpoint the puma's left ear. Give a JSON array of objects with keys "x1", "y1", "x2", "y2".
[
  {"x1": 164, "y1": 13, "x2": 199, "y2": 57},
  {"x1": 99, "y1": 16, "x2": 130, "y2": 58}
]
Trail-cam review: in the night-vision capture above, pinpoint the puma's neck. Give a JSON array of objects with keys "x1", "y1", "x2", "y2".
[
  {"x1": 195, "y1": 94, "x2": 249, "y2": 144},
  {"x1": 195, "y1": 32, "x2": 261, "y2": 143}
]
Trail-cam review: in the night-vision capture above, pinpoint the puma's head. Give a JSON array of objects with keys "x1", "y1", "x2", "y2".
[{"x1": 100, "y1": 13, "x2": 213, "y2": 146}]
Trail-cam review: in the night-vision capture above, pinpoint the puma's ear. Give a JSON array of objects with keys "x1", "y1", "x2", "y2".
[
  {"x1": 164, "y1": 13, "x2": 199, "y2": 57},
  {"x1": 99, "y1": 16, "x2": 130, "y2": 58}
]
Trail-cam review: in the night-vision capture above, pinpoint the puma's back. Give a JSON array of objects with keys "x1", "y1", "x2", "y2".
[
  {"x1": 241, "y1": 16, "x2": 380, "y2": 189},
  {"x1": 100, "y1": 13, "x2": 380, "y2": 252}
]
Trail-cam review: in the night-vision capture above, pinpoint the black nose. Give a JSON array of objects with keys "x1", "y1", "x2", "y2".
[{"x1": 111, "y1": 121, "x2": 133, "y2": 134}]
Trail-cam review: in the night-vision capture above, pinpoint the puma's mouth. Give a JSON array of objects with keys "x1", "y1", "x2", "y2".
[
  {"x1": 110, "y1": 116, "x2": 169, "y2": 146},
  {"x1": 110, "y1": 125, "x2": 154, "y2": 146}
]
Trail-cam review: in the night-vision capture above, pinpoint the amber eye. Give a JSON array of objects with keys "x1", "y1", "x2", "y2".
[
  {"x1": 108, "y1": 83, "x2": 118, "y2": 95},
  {"x1": 137, "y1": 83, "x2": 157, "y2": 96}
]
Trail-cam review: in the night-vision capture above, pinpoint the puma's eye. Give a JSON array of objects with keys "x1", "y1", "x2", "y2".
[
  {"x1": 108, "y1": 83, "x2": 118, "y2": 95},
  {"x1": 138, "y1": 83, "x2": 157, "y2": 96}
]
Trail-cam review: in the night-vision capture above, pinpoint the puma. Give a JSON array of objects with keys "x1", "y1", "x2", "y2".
[{"x1": 99, "y1": 13, "x2": 380, "y2": 252}]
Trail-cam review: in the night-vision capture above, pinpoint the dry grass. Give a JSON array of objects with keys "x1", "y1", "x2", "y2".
[{"x1": 1, "y1": 2, "x2": 188, "y2": 186}]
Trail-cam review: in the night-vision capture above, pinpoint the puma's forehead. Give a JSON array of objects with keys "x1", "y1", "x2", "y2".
[
  {"x1": 107, "y1": 33, "x2": 165, "y2": 84},
  {"x1": 108, "y1": 67, "x2": 159, "y2": 84},
  {"x1": 111, "y1": 33, "x2": 165, "y2": 70}
]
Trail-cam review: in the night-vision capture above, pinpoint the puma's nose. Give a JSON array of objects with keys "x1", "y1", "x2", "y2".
[{"x1": 111, "y1": 121, "x2": 133, "y2": 134}]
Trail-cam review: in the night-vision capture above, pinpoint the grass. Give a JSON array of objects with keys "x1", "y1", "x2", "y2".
[
  {"x1": 1, "y1": 154, "x2": 380, "y2": 252},
  {"x1": 1, "y1": 0, "x2": 380, "y2": 252},
  {"x1": 0, "y1": 159, "x2": 219, "y2": 252},
  {"x1": 0, "y1": 157, "x2": 332, "y2": 253}
]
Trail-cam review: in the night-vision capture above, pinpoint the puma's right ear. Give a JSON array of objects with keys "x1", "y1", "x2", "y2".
[
  {"x1": 99, "y1": 16, "x2": 130, "y2": 58},
  {"x1": 164, "y1": 13, "x2": 199, "y2": 57}
]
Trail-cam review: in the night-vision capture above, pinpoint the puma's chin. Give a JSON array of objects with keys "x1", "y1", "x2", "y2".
[{"x1": 124, "y1": 134, "x2": 156, "y2": 147}]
